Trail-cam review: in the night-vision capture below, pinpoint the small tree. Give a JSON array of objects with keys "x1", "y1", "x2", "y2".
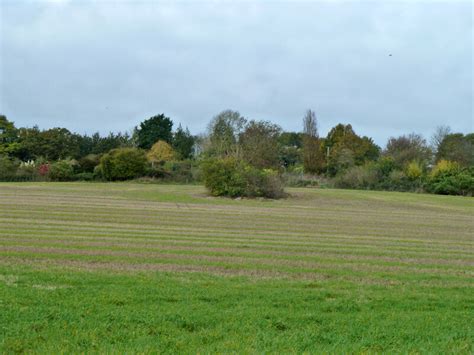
[
  {"x1": 147, "y1": 140, "x2": 175, "y2": 167},
  {"x1": 302, "y1": 110, "x2": 322, "y2": 174}
]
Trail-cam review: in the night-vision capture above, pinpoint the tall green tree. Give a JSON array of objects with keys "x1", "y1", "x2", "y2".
[
  {"x1": 172, "y1": 124, "x2": 195, "y2": 160},
  {"x1": 278, "y1": 132, "x2": 303, "y2": 149},
  {"x1": 134, "y1": 114, "x2": 173, "y2": 150},
  {"x1": 0, "y1": 115, "x2": 20, "y2": 156},
  {"x1": 278, "y1": 132, "x2": 303, "y2": 168},
  {"x1": 15, "y1": 127, "x2": 80, "y2": 161}
]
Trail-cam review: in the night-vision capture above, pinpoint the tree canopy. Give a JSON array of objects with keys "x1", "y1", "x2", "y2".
[
  {"x1": 436, "y1": 133, "x2": 474, "y2": 167},
  {"x1": 207, "y1": 110, "x2": 246, "y2": 158},
  {"x1": 172, "y1": 124, "x2": 195, "y2": 160},
  {"x1": 135, "y1": 114, "x2": 173, "y2": 150},
  {"x1": 384, "y1": 133, "x2": 432, "y2": 169},
  {"x1": 323, "y1": 124, "x2": 380, "y2": 176},
  {"x1": 240, "y1": 120, "x2": 282, "y2": 169}
]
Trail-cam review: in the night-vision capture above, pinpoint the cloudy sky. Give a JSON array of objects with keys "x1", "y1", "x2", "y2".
[{"x1": 1, "y1": 0, "x2": 472, "y2": 146}]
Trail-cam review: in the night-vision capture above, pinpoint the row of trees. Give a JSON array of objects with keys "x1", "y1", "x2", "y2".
[
  {"x1": 0, "y1": 114, "x2": 195, "y2": 162},
  {"x1": 0, "y1": 111, "x2": 472, "y2": 197}
]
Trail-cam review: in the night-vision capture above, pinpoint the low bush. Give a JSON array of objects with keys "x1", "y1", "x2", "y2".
[
  {"x1": 201, "y1": 157, "x2": 246, "y2": 197},
  {"x1": 426, "y1": 160, "x2": 473, "y2": 196},
  {"x1": 406, "y1": 161, "x2": 423, "y2": 180},
  {"x1": 201, "y1": 157, "x2": 285, "y2": 198},
  {"x1": 0, "y1": 155, "x2": 19, "y2": 179},
  {"x1": 15, "y1": 161, "x2": 40, "y2": 181},
  {"x1": 98, "y1": 148, "x2": 148, "y2": 181},
  {"x1": 333, "y1": 165, "x2": 378, "y2": 189},
  {"x1": 144, "y1": 160, "x2": 195, "y2": 183},
  {"x1": 243, "y1": 167, "x2": 285, "y2": 199},
  {"x1": 162, "y1": 161, "x2": 194, "y2": 182},
  {"x1": 78, "y1": 154, "x2": 100, "y2": 173},
  {"x1": 49, "y1": 160, "x2": 76, "y2": 181},
  {"x1": 333, "y1": 161, "x2": 427, "y2": 192},
  {"x1": 384, "y1": 169, "x2": 425, "y2": 192}
]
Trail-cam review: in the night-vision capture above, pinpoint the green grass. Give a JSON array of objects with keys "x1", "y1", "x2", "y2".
[{"x1": 0, "y1": 183, "x2": 473, "y2": 353}]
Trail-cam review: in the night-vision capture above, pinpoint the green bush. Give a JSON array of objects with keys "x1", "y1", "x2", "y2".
[
  {"x1": 50, "y1": 160, "x2": 76, "y2": 181},
  {"x1": 15, "y1": 161, "x2": 40, "y2": 181},
  {"x1": 0, "y1": 155, "x2": 19, "y2": 179},
  {"x1": 386, "y1": 170, "x2": 413, "y2": 191},
  {"x1": 98, "y1": 148, "x2": 148, "y2": 181},
  {"x1": 162, "y1": 161, "x2": 194, "y2": 182},
  {"x1": 406, "y1": 161, "x2": 423, "y2": 180},
  {"x1": 427, "y1": 164, "x2": 474, "y2": 196},
  {"x1": 78, "y1": 154, "x2": 100, "y2": 173},
  {"x1": 243, "y1": 167, "x2": 285, "y2": 198},
  {"x1": 201, "y1": 157, "x2": 246, "y2": 197},
  {"x1": 201, "y1": 158, "x2": 285, "y2": 198},
  {"x1": 333, "y1": 165, "x2": 378, "y2": 189}
]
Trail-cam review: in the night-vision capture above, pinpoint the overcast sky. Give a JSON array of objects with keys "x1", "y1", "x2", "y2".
[{"x1": 1, "y1": 0, "x2": 472, "y2": 146}]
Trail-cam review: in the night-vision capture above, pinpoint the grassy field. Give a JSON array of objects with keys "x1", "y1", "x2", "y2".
[{"x1": 0, "y1": 182, "x2": 473, "y2": 353}]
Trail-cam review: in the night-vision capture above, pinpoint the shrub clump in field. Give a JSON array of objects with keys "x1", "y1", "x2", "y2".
[
  {"x1": 97, "y1": 148, "x2": 148, "y2": 181},
  {"x1": 201, "y1": 157, "x2": 285, "y2": 199},
  {"x1": 49, "y1": 159, "x2": 76, "y2": 181},
  {"x1": 426, "y1": 160, "x2": 474, "y2": 196}
]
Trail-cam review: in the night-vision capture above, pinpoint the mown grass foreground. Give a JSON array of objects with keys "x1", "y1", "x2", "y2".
[{"x1": 0, "y1": 183, "x2": 473, "y2": 353}]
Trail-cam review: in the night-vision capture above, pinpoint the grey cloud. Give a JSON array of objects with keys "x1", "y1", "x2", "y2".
[{"x1": 1, "y1": 0, "x2": 472, "y2": 146}]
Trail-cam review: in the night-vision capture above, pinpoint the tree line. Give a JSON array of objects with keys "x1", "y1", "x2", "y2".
[{"x1": 0, "y1": 111, "x2": 472, "y2": 197}]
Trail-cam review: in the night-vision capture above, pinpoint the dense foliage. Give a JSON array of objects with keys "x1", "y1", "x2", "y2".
[
  {"x1": 134, "y1": 114, "x2": 173, "y2": 150},
  {"x1": 201, "y1": 157, "x2": 284, "y2": 198},
  {"x1": 0, "y1": 111, "x2": 472, "y2": 196},
  {"x1": 98, "y1": 148, "x2": 148, "y2": 181}
]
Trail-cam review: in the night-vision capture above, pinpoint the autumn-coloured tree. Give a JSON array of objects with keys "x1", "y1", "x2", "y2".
[{"x1": 147, "y1": 140, "x2": 176, "y2": 166}]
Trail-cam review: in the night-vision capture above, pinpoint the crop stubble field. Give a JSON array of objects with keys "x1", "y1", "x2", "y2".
[{"x1": 0, "y1": 183, "x2": 473, "y2": 353}]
